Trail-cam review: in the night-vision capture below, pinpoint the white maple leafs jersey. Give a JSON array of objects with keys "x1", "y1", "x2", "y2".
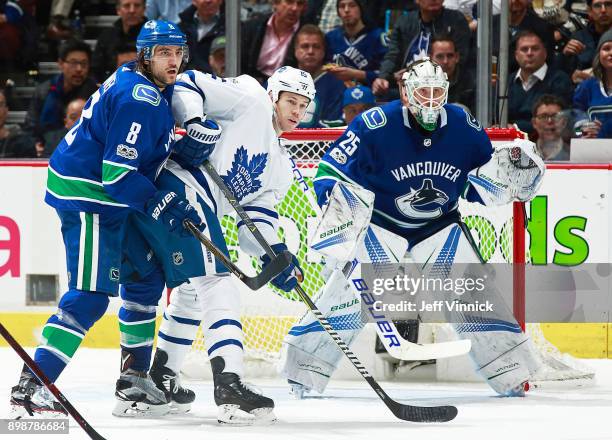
[{"x1": 168, "y1": 70, "x2": 294, "y2": 256}]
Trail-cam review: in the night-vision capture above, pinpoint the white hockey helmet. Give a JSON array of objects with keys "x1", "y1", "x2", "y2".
[
  {"x1": 267, "y1": 66, "x2": 316, "y2": 104},
  {"x1": 402, "y1": 58, "x2": 449, "y2": 131}
]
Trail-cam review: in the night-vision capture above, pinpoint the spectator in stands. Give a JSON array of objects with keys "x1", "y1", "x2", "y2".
[
  {"x1": 241, "y1": 0, "x2": 272, "y2": 21},
  {"x1": 573, "y1": 28, "x2": 612, "y2": 136},
  {"x1": 324, "y1": 0, "x2": 388, "y2": 87},
  {"x1": 0, "y1": 88, "x2": 35, "y2": 158},
  {"x1": 304, "y1": 0, "x2": 341, "y2": 33},
  {"x1": 508, "y1": 30, "x2": 572, "y2": 133},
  {"x1": 364, "y1": 1, "x2": 416, "y2": 31},
  {"x1": 430, "y1": 34, "x2": 474, "y2": 113},
  {"x1": 38, "y1": 97, "x2": 85, "y2": 157},
  {"x1": 115, "y1": 43, "x2": 137, "y2": 68},
  {"x1": 530, "y1": 94, "x2": 570, "y2": 161},
  {"x1": 92, "y1": 0, "x2": 147, "y2": 82},
  {"x1": 599, "y1": 117, "x2": 612, "y2": 137},
  {"x1": 209, "y1": 35, "x2": 226, "y2": 76},
  {"x1": 562, "y1": 0, "x2": 612, "y2": 83},
  {"x1": 26, "y1": 39, "x2": 97, "y2": 141},
  {"x1": 47, "y1": 0, "x2": 74, "y2": 40},
  {"x1": 146, "y1": 0, "x2": 191, "y2": 23},
  {"x1": 294, "y1": 24, "x2": 345, "y2": 127},
  {"x1": 241, "y1": 0, "x2": 307, "y2": 83},
  {"x1": 493, "y1": 0, "x2": 556, "y2": 74},
  {"x1": 342, "y1": 84, "x2": 375, "y2": 124},
  {"x1": 372, "y1": 0, "x2": 470, "y2": 97},
  {"x1": 178, "y1": 0, "x2": 224, "y2": 73},
  {"x1": 0, "y1": 0, "x2": 29, "y2": 72}
]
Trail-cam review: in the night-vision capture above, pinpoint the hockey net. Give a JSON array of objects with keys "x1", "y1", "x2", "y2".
[{"x1": 183, "y1": 127, "x2": 593, "y2": 385}]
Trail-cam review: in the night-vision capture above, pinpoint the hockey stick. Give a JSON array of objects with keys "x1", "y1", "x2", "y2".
[
  {"x1": 0, "y1": 323, "x2": 106, "y2": 440},
  {"x1": 290, "y1": 158, "x2": 471, "y2": 361},
  {"x1": 183, "y1": 220, "x2": 292, "y2": 290},
  {"x1": 203, "y1": 161, "x2": 458, "y2": 423}
]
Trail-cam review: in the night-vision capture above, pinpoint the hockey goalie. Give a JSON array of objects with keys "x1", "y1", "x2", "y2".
[{"x1": 279, "y1": 58, "x2": 546, "y2": 398}]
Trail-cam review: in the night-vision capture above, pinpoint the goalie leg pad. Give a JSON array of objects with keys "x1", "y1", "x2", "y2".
[{"x1": 280, "y1": 269, "x2": 364, "y2": 393}]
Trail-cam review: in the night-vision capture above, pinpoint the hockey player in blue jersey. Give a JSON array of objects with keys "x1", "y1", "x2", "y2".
[
  {"x1": 9, "y1": 20, "x2": 205, "y2": 418},
  {"x1": 281, "y1": 58, "x2": 546, "y2": 398},
  {"x1": 324, "y1": 0, "x2": 388, "y2": 87}
]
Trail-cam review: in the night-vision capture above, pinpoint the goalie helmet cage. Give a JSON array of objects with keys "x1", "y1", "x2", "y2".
[{"x1": 180, "y1": 127, "x2": 594, "y2": 386}]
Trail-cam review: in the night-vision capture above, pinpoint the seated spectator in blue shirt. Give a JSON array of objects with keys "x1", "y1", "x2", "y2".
[
  {"x1": 38, "y1": 97, "x2": 86, "y2": 158},
  {"x1": 146, "y1": 0, "x2": 191, "y2": 23},
  {"x1": 342, "y1": 84, "x2": 375, "y2": 124},
  {"x1": 324, "y1": 0, "x2": 388, "y2": 87},
  {"x1": 178, "y1": 0, "x2": 225, "y2": 73},
  {"x1": 508, "y1": 30, "x2": 573, "y2": 133},
  {"x1": 295, "y1": 24, "x2": 346, "y2": 128},
  {"x1": 25, "y1": 39, "x2": 97, "y2": 141},
  {"x1": 573, "y1": 29, "x2": 612, "y2": 134}
]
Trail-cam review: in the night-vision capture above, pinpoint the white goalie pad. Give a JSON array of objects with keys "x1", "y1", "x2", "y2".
[
  {"x1": 309, "y1": 181, "x2": 374, "y2": 262},
  {"x1": 468, "y1": 138, "x2": 545, "y2": 206}
]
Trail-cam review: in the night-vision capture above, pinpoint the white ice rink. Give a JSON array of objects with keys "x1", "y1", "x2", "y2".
[{"x1": 1, "y1": 347, "x2": 611, "y2": 440}]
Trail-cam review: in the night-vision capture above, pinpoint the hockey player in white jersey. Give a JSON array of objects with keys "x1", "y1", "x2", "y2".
[
  {"x1": 118, "y1": 66, "x2": 316, "y2": 422},
  {"x1": 281, "y1": 58, "x2": 546, "y2": 398}
]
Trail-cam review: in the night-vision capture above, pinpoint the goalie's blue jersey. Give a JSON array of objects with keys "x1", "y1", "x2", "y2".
[
  {"x1": 45, "y1": 62, "x2": 176, "y2": 214},
  {"x1": 313, "y1": 101, "x2": 493, "y2": 246}
]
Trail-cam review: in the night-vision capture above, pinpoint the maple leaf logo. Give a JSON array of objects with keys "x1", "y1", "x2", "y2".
[{"x1": 221, "y1": 146, "x2": 268, "y2": 201}]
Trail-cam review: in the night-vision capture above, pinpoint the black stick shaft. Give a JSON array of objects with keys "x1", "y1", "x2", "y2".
[{"x1": 0, "y1": 323, "x2": 106, "y2": 440}]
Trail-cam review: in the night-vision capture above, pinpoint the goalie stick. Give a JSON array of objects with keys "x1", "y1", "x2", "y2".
[
  {"x1": 290, "y1": 158, "x2": 471, "y2": 361},
  {"x1": 0, "y1": 323, "x2": 106, "y2": 440},
  {"x1": 183, "y1": 220, "x2": 292, "y2": 290},
  {"x1": 203, "y1": 160, "x2": 458, "y2": 423}
]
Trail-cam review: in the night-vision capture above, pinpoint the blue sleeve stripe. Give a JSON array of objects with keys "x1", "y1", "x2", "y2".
[
  {"x1": 207, "y1": 339, "x2": 244, "y2": 355},
  {"x1": 186, "y1": 167, "x2": 217, "y2": 214},
  {"x1": 244, "y1": 206, "x2": 279, "y2": 219},
  {"x1": 209, "y1": 319, "x2": 243, "y2": 330},
  {"x1": 237, "y1": 218, "x2": 274, "y2": 229},
  {"x1": 158, "y1": 331, "x2": 193, "y2": 346}
]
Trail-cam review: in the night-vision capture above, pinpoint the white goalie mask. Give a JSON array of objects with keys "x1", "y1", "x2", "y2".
[
  {"x1": 402, "y1": 59, "x2": 449, "y2": 131},
  {"x1": 267, "y1": 66, "x2": 316, "y2": 104}
]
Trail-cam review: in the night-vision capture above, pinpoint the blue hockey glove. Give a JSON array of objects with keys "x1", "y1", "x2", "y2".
[
  {"x1": 261, "y1": 243, "x2": 303, "y2": 292},
  {"x1": 172, "y1": 118, "x2": 222, "y2": 168},
  {"x1": 145, "y1": 190, "x2": 204, "y2": 237}
]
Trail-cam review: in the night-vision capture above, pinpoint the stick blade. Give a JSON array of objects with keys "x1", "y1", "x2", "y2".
[
  {"x1": 245, "y1": 251, "x2": 292, "y2": 290},
  {"x1": 386, "y1": 339, "x2": 472, "y2": 361},
  {"x1": 393, "y1": 403, "x2": 458, "y2": 423}
]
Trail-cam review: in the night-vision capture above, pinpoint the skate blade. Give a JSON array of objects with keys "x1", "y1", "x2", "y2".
[
  {"x1": 9, "y1": 402, "x2": 67, "y2": 419},
  {"x1": 217, "y1": 404, "x2": 277, "y2": 425},
  {"x1": 169, "y1": 401, "x2": 192, "y2": 414},
  {"x1": 112, "y1": 399, "x2": 170, "y2": 418}
]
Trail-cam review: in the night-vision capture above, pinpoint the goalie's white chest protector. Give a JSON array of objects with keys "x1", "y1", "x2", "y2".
[{"x1": 171, "y1": 71, "x2": 293, "y2": 216}]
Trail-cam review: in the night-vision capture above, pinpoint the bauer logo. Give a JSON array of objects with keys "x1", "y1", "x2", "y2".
[
  {"x1": 132, "y1": 84, "x2": 161, "y2": 106},
  {"x1": 116, "y1": 144, "x2": 138, "y2": 160},
  {"x1": 319, "y1": 221, "x2": 354, "y2": 239}
]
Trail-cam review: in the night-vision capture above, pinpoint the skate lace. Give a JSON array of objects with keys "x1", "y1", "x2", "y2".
[{"x1": 237, "y1": 379, "x2": 263, "y2": 398}]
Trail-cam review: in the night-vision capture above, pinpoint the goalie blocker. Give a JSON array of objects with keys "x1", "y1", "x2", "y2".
[{"x1": 280, "y1": 179, "x2": 542, "y2": 397}]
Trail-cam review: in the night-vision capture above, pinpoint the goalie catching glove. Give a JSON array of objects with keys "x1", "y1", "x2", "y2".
[
  {"x1": 468, "y1": 138, "x2": 545, "y2": 206},
  {"x1": 172, "y1": 117, "x2": 222, "y2": 168},
  {"x1": 261, "y1": 243, "x2": 303, "y2": 291},
  {"x1": 145, "y1": 190, "x2": 204, "y2": 237}
]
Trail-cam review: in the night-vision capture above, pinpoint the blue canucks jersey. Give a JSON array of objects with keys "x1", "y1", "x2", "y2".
[
  {"x1": 299, "y1": 71, "x2": 345, "y2": 128},
  {"x1": 325, "y1": 26, "x2": 388, "y2": 86},
  {"x1": 314, "y1": 102, "x2": 493, "y2": 246},
  {"x1": 573, "y1": 77, "x2": 612, "y2": 127},
  {"x1": 45, "y1": 62, "x2": 176, "y2": 214}
]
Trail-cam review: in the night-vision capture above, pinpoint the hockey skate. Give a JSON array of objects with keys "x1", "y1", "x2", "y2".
[
  {"x1": 9, "y1": 367, "x2": 67, "y2": 419},
  {"x1": 112, "y1": 351, "x2": 170, "y2": 417},
  {"x1": 211, "y1": 357, "x2": 276, "y2": 425},
  {"x1": 149, "y1": 349, "x2": 195, "y2": 413}
]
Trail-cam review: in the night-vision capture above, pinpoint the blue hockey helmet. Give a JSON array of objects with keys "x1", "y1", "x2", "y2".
[{"x1": 136, "y1": 20, "x2": 188, "y2": 62}]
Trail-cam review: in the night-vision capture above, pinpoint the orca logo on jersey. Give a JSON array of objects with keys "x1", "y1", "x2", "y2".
[
  {"x1": 132, "y1": 84, "x2": 161, "y2": 106},
  {"x1": 395, "y1": 179, "x2": 449, "y2": 220},
  {"x1": 465, "y1": 109, "x2": 482, "y2": 131},
  {"x1": 221, "y1": 146, "x2": 268, "y2": 201}
]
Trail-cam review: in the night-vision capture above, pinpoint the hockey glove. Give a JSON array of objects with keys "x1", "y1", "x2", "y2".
[
  {"x1": 145, "y1": 190, "x2": 204, "y2": 237},
  {"x1": 172, "y1": 117, "x2": 222, "y2": 168},
  {"x1": 261, "y1": 243, "x2": 303, "y2": 292}
]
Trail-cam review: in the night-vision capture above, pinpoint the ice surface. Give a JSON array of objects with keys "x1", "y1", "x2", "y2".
[{"x1": 2, "y1": 347, "x2": 611, "y2": 440}]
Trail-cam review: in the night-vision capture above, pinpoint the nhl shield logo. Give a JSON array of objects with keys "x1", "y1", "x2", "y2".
[
  {"x1": 424, "y1": 138, "x2": 432, "y2": 147},
  {"x1": 172, "y1": 252, "x2": 184, "y2": 265}
]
